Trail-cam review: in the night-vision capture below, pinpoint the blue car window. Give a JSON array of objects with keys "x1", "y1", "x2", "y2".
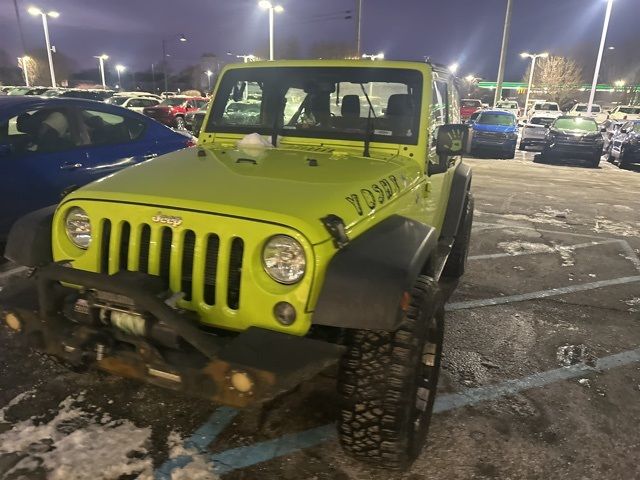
[
  {"x1": 2, "y1": 108, "x2": 80, "y2": 156},
  {"x1": 80, "y1": 109, "x2": 146, "y2": 146}
]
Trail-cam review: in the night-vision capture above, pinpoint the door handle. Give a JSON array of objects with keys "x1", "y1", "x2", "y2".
[
  {"x1": 60, "y1": 162, "x2": 83, "y2": 170},
  {"x1": 143, "y1": 153, "x2": 158, "y2": 160}
]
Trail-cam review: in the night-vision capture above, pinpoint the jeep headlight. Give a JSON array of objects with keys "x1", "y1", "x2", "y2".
[
  {"x1": 65, "y1": 207, "x2": 92, "y2": 249},
  {"x1": 262, "y1": 235, "x2": 306, "y2": 284}
]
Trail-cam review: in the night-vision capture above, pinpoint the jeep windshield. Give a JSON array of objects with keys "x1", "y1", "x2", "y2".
[{"x1": 206, "y1": 67, "x2": 423, "y2": 145}]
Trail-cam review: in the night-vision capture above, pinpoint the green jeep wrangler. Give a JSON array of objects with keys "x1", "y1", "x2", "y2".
[{"x1": 1, "y1": 60, "x2": 473, "y2": 469}]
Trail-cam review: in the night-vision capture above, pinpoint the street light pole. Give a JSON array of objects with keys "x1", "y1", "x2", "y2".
[
  {"x1": 521, "y1": 52, "x2": 549, "y2": 118},
  {"x1": 355, "y1": 0, "x2": 362, "y2": 57},
  {"x1": 587, "y1": 0, "x2": 614, "y2": 114},
  {"x1": 494, "y1": 0, "x2": 513, "y2": 106},
  {"x1": 161, "y1": 34, "x2": 187, "y2": 93},
  {"x1": 116, "y1": 65, "x2": 125, "y2": 90},
  {"x1": 94, "y1": 55, "x2": 108, "y2": 89},
  {"x1": 259, "y1": 1, "x2": 283, "y2": 61},
  {"x1": 28, "y1": 7, "x2": 59, "y2": 87},
  {"x1": 206, "y1": 70, "x2": 212, "y2": 91}
]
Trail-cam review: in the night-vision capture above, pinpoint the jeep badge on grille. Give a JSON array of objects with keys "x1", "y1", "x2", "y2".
[{"x1": 152, "y1": 213, "x2": 183, "y2": 227}]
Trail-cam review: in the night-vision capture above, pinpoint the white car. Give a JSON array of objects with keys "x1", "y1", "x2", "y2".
[
  {"x1": 113, "y1": 91, "x2": 161, "y2": 100},
  {"x1": 495, "y1": 100, "x2": 520, "y2": 117},
  {"x1": 519, "y1": 114, "x2": 556, "y2": 151},
  {"x1": 608, "y1": 105, "x2": 640, "y2": 121},
  {"x1": 568, "y1": 103, "x2": 607, "y2": 123},
  {"x1": 528, "y1": 101, "x2": 563, "y2": 120},
  {"x1": 105, "y1": 95, "x2": 161, "y2": 113}
]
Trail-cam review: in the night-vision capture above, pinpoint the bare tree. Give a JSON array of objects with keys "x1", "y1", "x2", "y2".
[
  {"x1": 523, "y1": 56, "x2": 583, "y2": 109},
  {"x1": 28, "y1": 49, "x2": 76, "y2": 86}
]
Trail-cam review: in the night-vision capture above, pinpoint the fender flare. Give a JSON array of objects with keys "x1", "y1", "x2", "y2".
[
  {"x1": 311, "y1": 215, "x2": 438, "y2": 331},
  {"x1": 440, "y1": 162, "x2": 472, "y2": 241},
  {"x1": 4, "y1": 205, "x2": 56, "y2": 267}
]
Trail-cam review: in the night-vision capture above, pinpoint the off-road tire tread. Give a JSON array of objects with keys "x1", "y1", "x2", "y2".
[{"x1": 337, "y1": 276, "x2": 441, "y2": 470}]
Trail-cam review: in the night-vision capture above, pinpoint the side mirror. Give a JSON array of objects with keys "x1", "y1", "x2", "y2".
[
  {"x1": 436, "y1": 124, "x2": 470, "y2": 157},
  {"x1": 600, "y1": 126, "x2": 607, "y2": 132}
]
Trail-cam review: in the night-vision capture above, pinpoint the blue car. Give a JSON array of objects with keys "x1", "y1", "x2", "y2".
[
  {"x1": 0, "y1": 96, "x2": 195, "y2": 244},
  {"x1": 469, "y1": 109, "x2": 518, "y2": 159}
]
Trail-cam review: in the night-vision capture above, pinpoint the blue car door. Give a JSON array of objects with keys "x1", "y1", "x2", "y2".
[
  {"x1": 69, "y1": 105, "x2": 163, "y2": 181},
  {"x1": 0, "y1": 106, "x2": 94, "y2": 237}
]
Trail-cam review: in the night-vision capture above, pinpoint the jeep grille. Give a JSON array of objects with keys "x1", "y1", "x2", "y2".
[{"x1": 99, "y1": 219, "x2": 244, "y2": 310}]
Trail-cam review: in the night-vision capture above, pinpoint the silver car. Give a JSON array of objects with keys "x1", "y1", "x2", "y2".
[{"x1": 519, "y1": 115, "x2": 556, "y2": 151}]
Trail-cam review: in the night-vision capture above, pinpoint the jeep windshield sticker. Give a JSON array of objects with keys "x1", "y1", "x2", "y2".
[
  {"x1": 373, "y1": 129, "x2": 393, "y2": 136},
  {"x1": 346, "y1": 175, "x2": 400, "y2": 216}
]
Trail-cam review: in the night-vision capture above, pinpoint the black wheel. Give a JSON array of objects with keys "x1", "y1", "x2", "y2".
[
  {"x1": 505, "y1": 147, "x2": 516, "y2": 159},
  {"x1": 337, "y1": 276, "x2": 444, "y2": 470},
  {"x1": 442, "y1": 193, "x2": 474, "y2": 280},
  {"x1": 589, "y1": 153, "x2": 601, "y2": 168},
  {"x1": 518, "y1": 142, "x2": 526, "y2": 151},
  {"x1": 175, "y1": 116, "x2": 186, "y2": 130},
  {"x1": 607, "y1": 153, "x2": 615, "y2": 163}
]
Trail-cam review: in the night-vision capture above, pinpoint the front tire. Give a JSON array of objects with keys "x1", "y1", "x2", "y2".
[
  {"x1": 175, "y1": 116, "x2": 186, "y2": 130},
  {"x1": 519, "y1": 142, "x2": 527, "y2": 151},
  {"x1": 589, "y1": 153, "x2": 601, "y2": 168},
  {"x1": 337, "y1": 276, "x2": 444, "y2": 470}
]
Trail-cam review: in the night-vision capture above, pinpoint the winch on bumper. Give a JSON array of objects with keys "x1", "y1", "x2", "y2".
[{"x1": 0, "y1": 264, "x2": 343, "y2": 408}]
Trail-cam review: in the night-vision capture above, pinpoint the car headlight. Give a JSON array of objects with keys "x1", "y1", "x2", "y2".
[
  {"x1": 262, "y1": 235, "x2": 306, "y2": 284},
  {"x1": 65, "y1": 207, "x2": 92, "y2": 249}
]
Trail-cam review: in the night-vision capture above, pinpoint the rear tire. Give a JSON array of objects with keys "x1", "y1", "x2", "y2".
[
  {"x1": 505, "y1": 147, "x2": 516, "y2": 159},
  {"x1": 442, "y1": 193, "x2": 474, "y2": 280},
  {"x1": 518, "y1": 142, "x2": 526, "y2": 151},
  {"x1": 589, "y1": 153, "x2": 601, "y2": 168},
  {"x1": 337, "y1": 276, "x2": 444, "y2": 470}
]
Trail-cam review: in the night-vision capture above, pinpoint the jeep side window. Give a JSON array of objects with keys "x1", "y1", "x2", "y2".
[{"x1": 428, "y1": 79, "x2": 449, "y2": 167}]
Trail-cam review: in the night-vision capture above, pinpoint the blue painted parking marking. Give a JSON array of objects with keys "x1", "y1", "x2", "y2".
[{"x1": 155, "y1": 345, "x2": 640, "y2": 476}]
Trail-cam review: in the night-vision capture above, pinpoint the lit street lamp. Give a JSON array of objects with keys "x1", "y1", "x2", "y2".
[
  {"x1": 587, "y1": 0, "x2": 615, "y2": 114},
  {"x1": 448, "y1": 63, "x2": 459, "y2": 74},
  {"x1": 520, "y1": 51, "x2": 549, "y2": 117},
  {"x1": 205, "y1": 70, "x2": 212, "y2": 91},
  {"x1": 614, "y1": 79, "x2": 626, "y2": 89},
  {"x1": 116, "y1": 64, "x2": 126, "y2": 90},
  {"x1": 362, "y1": 53, "x2": 384, "y2": 61},
  {"x1": 18, "y1": 55, "x2": 32, "y2": 86},
  {"x1": 162, "y1": 34, "x2": 187, "y2": 93},
  {"x1": 464, "y1": 74, "x2": 480, "y2": 96},
  {"x1": 226, "y1": 52, "x2": 257, "y2": 63},
  {"x1": 258, "y1": 1, "x2": 283, "y2": 61},
  {"x1": 94, "y1": 54, "x2": 109, "y2": 89},
  {"x1": 28, "y1": 6, "x2": 59, "y2": 87}
]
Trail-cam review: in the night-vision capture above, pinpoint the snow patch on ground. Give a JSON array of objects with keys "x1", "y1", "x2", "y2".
[
  {"x1": 612, "y1": 205, "x2": 633, "y2": 211},
  {"x1": 165, "y1": 430, "x2": 220, "y2": 480},
  {"x1": 593, "y1": 216, "x2": 640, "y2": 237},
  {"x1": 623, "y1": 298, "x2": 640, "y2": 313},
  {"x1": 0, "y1": 390, "x2": 36, "y2": 423},
  {"x1": 0, "y1": 393, "x2": 153, "y2": 479},
  {"x1": 497, "y1": 241, "x2": 575, "y2": 266}
]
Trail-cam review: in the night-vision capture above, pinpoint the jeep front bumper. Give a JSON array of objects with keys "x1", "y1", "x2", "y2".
[{"x1": 0, "y1": 265, "x2": 343, "y2": 408}]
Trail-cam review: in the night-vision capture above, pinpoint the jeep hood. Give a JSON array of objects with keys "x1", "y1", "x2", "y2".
[{"x1": 66, "y1": 145, "x2": 421, "y2": 244}]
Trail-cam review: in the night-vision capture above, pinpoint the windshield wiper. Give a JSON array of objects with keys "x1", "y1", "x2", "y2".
[{"x1": 360, "y1": 83, "x2": 377, "y2": 157}]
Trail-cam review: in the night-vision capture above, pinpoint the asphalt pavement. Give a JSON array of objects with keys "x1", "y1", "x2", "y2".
[{"x1": 0, "y1": 149, "x2": 639, "y2": 480}]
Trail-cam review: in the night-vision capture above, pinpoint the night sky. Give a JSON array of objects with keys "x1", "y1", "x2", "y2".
[{"x1": 1, "y1": 0, "x2": 639, "y2": 81}]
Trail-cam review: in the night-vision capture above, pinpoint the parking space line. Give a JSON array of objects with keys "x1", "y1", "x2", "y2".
[
  {"x1": 468, "y1": 239, "x2": 619, "y2": 261},
  {"x1": 446, "y1": 275, "x2": 640, "y2": 311},
  {"x1": 211, "y1": 424, "x2": 336, "y2": 475},
  {"x1": 154, "y1": 407, "x2": 238, "y2": 479},
  {"x1": 190, "y1": 345, "x2": 640, "y2": 475}
]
